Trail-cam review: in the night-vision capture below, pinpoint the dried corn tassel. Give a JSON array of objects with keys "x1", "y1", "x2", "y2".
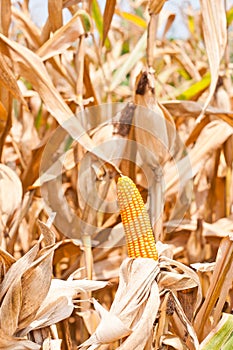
[{"x1": 117, "y1": 176, "x2": 158, "y2": 260}]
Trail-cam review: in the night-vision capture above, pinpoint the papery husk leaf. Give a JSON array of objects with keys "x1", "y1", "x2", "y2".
[
  {"x1": 117, "y1": 280, "x2": 160, "y2": 350},
  {"x1": 80, "y1": 258, "x2": 160, "y2": 349},
  {"x1": 134, "y1": 70, "x2": 176, "y2": 168},
  {"x1": 93, "y1": 299, "x2": 132, "y2": 343}
]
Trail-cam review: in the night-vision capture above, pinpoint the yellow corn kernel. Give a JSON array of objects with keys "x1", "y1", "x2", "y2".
[{"x1": 117, "y1": 175, "x2": 158, "y2": 260}]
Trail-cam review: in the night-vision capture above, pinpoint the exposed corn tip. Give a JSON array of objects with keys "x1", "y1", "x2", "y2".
[{"x1": 117, "y1": 176, "x2": 158, "y2": 260}]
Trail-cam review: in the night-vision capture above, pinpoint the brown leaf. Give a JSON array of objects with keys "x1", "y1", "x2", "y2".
[
  {"x1": 148, "y1": 0, "x2": 166, "y2": 15},
  {"x1": 0, "y1": 53, "x2": 27, "y2": 106},
  {"x1": 0, "y1": 329, "x2": 40, "y2": 349},
  {"x1": 199, "y1": 0, "x2": 227, "y2": 115},
  {"x1": 194, "y1": 235, "x2": 233, "y2": 341},
  {"x1": 11, "y1": 6, "x2": 42, "y2": 49},
  {"x1": 19, "y1": 279, "x2": 108, "y2": 336},
  {"x1": 0, "y1": 248, "x2": 15, "y2": 284},
  {"x1": 37, "y1": 220, "x2": 56, "y2": 246},
  {"x1": 0, "y1": 242, "x2": 40, "y2": 302},
  {"x1": 165, "y1": 120, "x2": 233, "y2": 196},
  {"x1": 0, "y1": 0, "x2": 11, "y2": 36},
  {"x1": 102, "y1": 0, "x2": 116, "y2": 46},
  {"x1": 48, "y1": 0, "x2": 63, "y2": 33},
  {"x1": 162, "y1": 100, "x2": 233, "y2": 128},
  {"x1": 17, "y1": 244, "x2": 59, "y2": 331},
  {"x1": 53, "y1": 240, "x2": 81, "y2": 265},
  {"x1": 0, "y1": 279, "x2": 22, "y2": 336},
  {"x1": 0, "y1": 89, "x2": 12, "y2": 158},
  {"x1": 83, "y1": 56, "x2": 99, "y2": 106},
  {"x1": 0, "y1": 34, "x2": 120, "y2": 174},
  {"x1": 162, "y1": 13, "x2": 176, "y2": 41},
  {"x1": 37, "y1": 10, "x2": 86, "y2": 61},
  {"x1": 0, "y1": 100, "x2": 7, "y2": 137}
]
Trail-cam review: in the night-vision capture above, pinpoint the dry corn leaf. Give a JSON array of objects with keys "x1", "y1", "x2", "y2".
[
  {"x1": 0, "y1": 34, "x2": 120, "y2": 171},
  {"x1": 48, "y1": 0, "x2": 63, "y2": 33},
  {"x1": 194, "y1": 235, "x2": 233, "y2": 341},
  {"x1": 110, "y1": 31, "x2": 147, "y2": 92},
  {"x1": 0, "y1": 248, "x2": 15, "y2": 283},
  {"x1": 0, "y1": 329, "x2": 40, "y2": 350},
  {"x1": 198, "y1": 0, "x2": 227, "y2": 117},
  {"x1": 0, "y1": 53, "x2": 27, "y2": 105},
  {"x1": 20, "y1": 278, "x2": 108, "y2": 336},
  {"x1": 0, "y1": 100, "x2": 7, "y2": 137},
  {"x1": 0, "y1": 278, "x2": 22, "y2": 336},
  {"x1": 38, "y1": 220, "x2": 56, "y2": 246},
  {"x1": 165, "y1": 120, "x2": 233, "y2": 196},
  {"x1": 78, "y1": 309, "x2": 101, "y2": 343},
  {"x1": 11, "y1": 6, "x2": 42, "y2": 49},
  {"x1": 0, "y1": 241, "x2": 40, "y2": 301},
  {"x1": 163, "y1": 100, "x2": 233, "y2": 128},
  {"x1": 0, "y1": 164, "x2": 22, "y2": 227},
  {"x1": 0, "y1": 0, "x2": 11, "y2": 36},
  {"x1": 0, "y1": 34, "x2": 74, "y2": 129},
  {"x1": 53, "y1": 239, "x2": 81, "y2": 265},
  {"x1": 37, "y1": 10, "x2": 89, "y2": 61},
  {"x1": 102, "y1": 0, "x2": 116, "y2": 46},
  {"x1": 0, "y1": 243, "x2": 60, "y2": 336},
  {"x1": 17, "y1": 245, "x2": 56, "y2": 331},
  {"x1": 161, "y1": 13, "x2": 176, "y2": 41},
  {"x1": 148, "y1": 0, "x2": 166, "y2": 15}
]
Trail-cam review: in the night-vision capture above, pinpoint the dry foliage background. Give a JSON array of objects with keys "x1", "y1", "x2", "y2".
[{"x1": 0, "y1": 0, "x2": 233, "y2": 349}]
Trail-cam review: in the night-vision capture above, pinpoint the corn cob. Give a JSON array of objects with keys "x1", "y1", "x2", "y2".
[{"x1": 117, "y1": 176, "x2": 158, "y2": 260}]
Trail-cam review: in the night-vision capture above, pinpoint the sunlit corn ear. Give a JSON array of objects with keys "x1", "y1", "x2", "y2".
[{"x1": 117, "y1": 175, "x2": 158, "y2": 260}]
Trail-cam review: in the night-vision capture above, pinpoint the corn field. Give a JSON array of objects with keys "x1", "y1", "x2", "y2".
[{"x1": 0, "y1": 0, "x2": 233, "y2": 349}]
